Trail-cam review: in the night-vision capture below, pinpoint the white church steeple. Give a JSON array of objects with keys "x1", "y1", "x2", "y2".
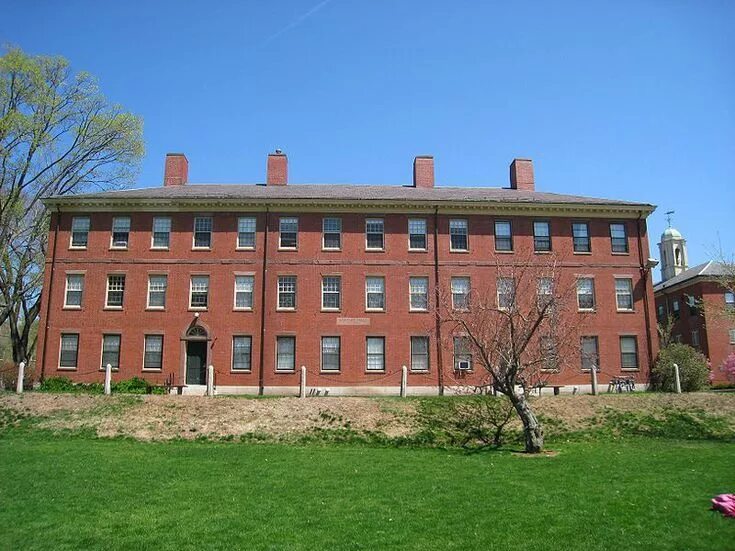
[{"x1": 658, "y1": 211, "x2": 688, "y2": 282}]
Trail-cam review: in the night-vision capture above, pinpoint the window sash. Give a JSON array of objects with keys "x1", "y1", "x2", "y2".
[
  {"x1": 620, "y1": 337, "x2": 638, "y2": 369},
  {"x1": 235, "y1": 275, "x2": 254, "y2": 309},
  {"x1": 71, "y1": 217, "x2": 90, "y2": 247},
  {"x1": 111, "y1": 217, "x2": 130, "y2": 248},
  {"x1": 494, "y1": 221, "x2": 512, "y2": 251},
  {"x1": 366, "y1": 277, "x2": 385, "y2": 309},
  {"x1": 725, "y1": 292, "x2": 735, "y2": 308},
  {"x1": 144, "y1": 335, "x2": 163, "y2": 369},
  {"x1": 449, "y1": 220, "x2": 468, "y2": 251},
  {"x1": 106, "y1": 275, "x2": 125, "y2": 307},
  {"x1": 453, "y1": 337, "x2": 472, "y2": 369},
  {"x1": 321, "y1": 337, "x2": 341, "y2": 371},
  {"x1": 102, "y1": 335, "x2": 121, "y2": 369},
  {"x1": 190, "y1": 276, "x2": 209, "y2": 308},
  {"x1": 237, "y1": 217, "x2": 256, "y2": 249},
  {"x1": 59, "y1": 334, "x2": 79, "y2": 368},
  {"x1": 194, "y1": 217, "x2": 212, "y2": 248},
  {"x1": 577, "y1": 278, "x2": 595, "y2": 310},
  {"x1": 152, "y1": 217, "x2": 171, "y2": 248},
  {"x1": 322, "y1": 218, "x2": 342, "y2": 249},
  {"x1": 322, "y1": 276, "x2": 341, "y2": 309},
  {"x1": 533, "y1": 222, "x2": 551, "y2": 251},
  {"x1": 232, "y1": 336, "x2": 252, "y2": 371},
  {"x1": 148, "y1": 275, "x2": 167, "y2": 308},
  {"x1": 408, "y1": 219, "x2": 427, "y2": 250},
  {"x1": 65, "y1": 274, "x2": 84, "y2": 306},
  {"x1": 276, "y1": 337, "x2": 295, "y2": 371},
  {"x1": 615, "y1": 279, "x2": 634, "y2": 310},
  {"x1": 610, "y1": 223, "x2": 628, "y2": 253},
  {"x1": 451, "y1": 277, "x2": 470, "y2": 309},
  {"x1": 409, "y1": 277, "x2": 429, "y2": 310},
  {"x1": 580, "y1": 336, "x2": 599, "y2": 371},
  {"x1": 278, "y1": 276, "x2": 297, "y2": 308},
  {"x1": 572, "y1": 223, "x2": 591, "y2": 252},
  {"x1": 365, "y1": 219, "x2": 384, "y2": 249},
  {"x1": 279, "y1": 218, "x2": 298, "y2": 248},
  {"x1": 410, "y1": 336, "x2": 429, "y2": 371},
  {"x1": 497, "y1": 277, "x2": 515, "y2": 309},
  {"x1": 366, "y1": 337, "x2": 385, "y2": 370}
]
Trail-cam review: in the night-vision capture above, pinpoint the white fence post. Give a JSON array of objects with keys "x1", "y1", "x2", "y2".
[
  {"x1": 16, "y1": 362, "x2": 25, "y2": 394},
  {"x1": 207, "y1": 365, "x2": 215, "y2": 396},
  {"x1": 104, "y1": 363, "x2": 112, "y2": 395},
  {"x1": 590, "y1": 364, "x2": 598, "y2": 396},
  {"x1": 400, "y1": 365, "x2": 407, "y2": 398},
  {"x1": 299, "y1": 365, "x2": 306, "y2": 398},
  {"x1": 673, "y1": 363, "x2": 682, "y2": 394}
]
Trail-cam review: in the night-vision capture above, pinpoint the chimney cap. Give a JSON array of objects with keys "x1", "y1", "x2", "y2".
[
  {"x1": 166, "y1": 152, "x2": 187, "y2": 157},
  {"x1": 272, "y1": 148, "x2": 285, "y2": 155}
]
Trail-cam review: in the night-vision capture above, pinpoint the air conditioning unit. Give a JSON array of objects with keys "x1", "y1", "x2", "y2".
[{"x1": 457, "y1": 360, "x2": 471, "y2": 371}]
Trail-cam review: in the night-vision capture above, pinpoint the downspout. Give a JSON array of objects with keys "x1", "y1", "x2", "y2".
[
  {"x1": 257, "y1": 208, "x2": 269, "y2": 396},
  {"x1": 636, "y1": 211, "x2": 655, "y2": 372},
  {"x1": 433, "y1": 206, "x2": 444, "y2": 395},
  {"x1": 39, "y1": 207, "x2": 61, "y2": 382}
]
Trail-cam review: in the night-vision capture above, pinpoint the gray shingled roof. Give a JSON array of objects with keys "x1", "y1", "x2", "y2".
[
  {"x1": 44, "y1": 183, "x2": 653, "y2": 208},
  {"x1": 654, "y1": 261, "x2": 731, "y2": 292}
]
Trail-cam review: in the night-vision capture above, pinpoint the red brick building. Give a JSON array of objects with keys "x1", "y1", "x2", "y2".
[{"x1": 36, "y1": 151, "x2": 658, "y2": 394}]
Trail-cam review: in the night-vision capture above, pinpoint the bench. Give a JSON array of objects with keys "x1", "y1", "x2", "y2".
[{"x1": 533, "y1": 383, "x2": 564, "y2": 396}]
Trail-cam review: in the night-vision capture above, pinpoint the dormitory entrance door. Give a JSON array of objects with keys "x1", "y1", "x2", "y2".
[{"x1": 186, "y1": 340, "x2": 207, "y2": 385}]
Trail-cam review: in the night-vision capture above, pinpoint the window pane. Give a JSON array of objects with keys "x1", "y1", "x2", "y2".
[
  {"x1": 449, "y1": 220, "x2": 468, "y2": 251},
  {"x1": 498, "y1": 277, "x2": 515, "y2": 309},
  {"x1": 366, "y1": 277, "x2": 385, "y2": 309},
  {"x1": 323, "y1": 217, "x2": 342, "y2": 249},
  {"x1": 107, "y1": 275, "x2": 125, "y2": 307},
  {"x1": 451, "y1": 277, "x2": 470, "y2": 309},
  {"x1": 616, "y1": 279, "x2": 633, "y2": 310},
  {"x1": 321, "y1": 337, "x2": 340, "y2": 371},
  {"x1": 577, "y1": 278, "x2": 595, "y2": 309},
  {"x1": 454, "y1": 337, "x2": 472, "y2": 369},
  {"x1": 194, "y1": 217, "x2": 212, "y2": 248},
  {"x1": 408, "y1": 219, "x2": 427, "y2": 249},
  {"x1": 610, "y1": 223, "x2": 628, "y2": 253},
  {"x1": 71, "y1": 217, "x2": 90, "y2": 247},
  {"x1": 581, "y1": 336, "x2": 599, "y2": 371},
  {"x1": 60, "y1": 334, "x2": 79, "y2": 368},
  {"x1": 238, "y1": 217, "x2": 256, "y2": 248},
  {"x1": 152, "y1": 217, "x2": 171, "y2": 247},
  {"x1": 411, "y1": 336, "x2": 429, "y2": 371},
  {"x1": 322, "y1": 276, "x2": 341, "y2": 309},
  {"x1": 235, "y1": 275, "x2": 254, "y2": 308},
  {"x1": 144, "y1": 335, "x2": 163, "y2": 369},
  {"x1": 572, "y1": 222, "x2": 590, "y2": 252},
  {"x1": 148, "y1": 275, "x2": 167, "y2": 308},
  {"x1": 233, "y1": 336, "x2": 252, "y2": 370},
  {"x1": 65, "y1": 274, "x2": 84, "y2": 306},
  {"x1": 102, "y1": 335, "x2": 121, "y2": 369},
  {"x1": 278, "y1": 276, "x2": 297, "y2": 308},
  {"x1": 410, "y1": 277, "x2": 429, "y2": 310},
  {"x1": 190, "y1": 276, "x2": 209, "y2": 308},
  {"x1": 279, "y1": 218, "x2": 298, "y2": 248},
  {"x1": 620, "y1": 337, "x2": 638, "y2": 368},
  {"x1": 366, "y1": 337, "x2": 385, "y2": 370},
  {"x1": 276, "y1": 337, "x2": 295, "y2": 371},
  {"x1": 533, "y1": 221, "x2": 551, "y2": 251},
  {"x1": 366, "y1": 219, "x2": 384, "y2": 249},
  {"x1": 495, "y1": 221, "x2": 512, "y2": 251}
]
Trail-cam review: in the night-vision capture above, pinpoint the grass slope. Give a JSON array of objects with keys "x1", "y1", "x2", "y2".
[{"x1": 1, "y1": 432, "x2": 733, "y2": 550}]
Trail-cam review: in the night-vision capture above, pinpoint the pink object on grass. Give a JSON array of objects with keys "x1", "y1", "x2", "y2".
[{"x1": 711, "y1": 494, "x2": 735, "y2": 518}]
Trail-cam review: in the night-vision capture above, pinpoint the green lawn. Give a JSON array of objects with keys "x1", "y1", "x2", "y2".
[{"x1": 0, "y1": 432, "x2": 733, "y2": 550}]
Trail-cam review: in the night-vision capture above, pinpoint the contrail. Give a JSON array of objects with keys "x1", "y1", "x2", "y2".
[{"x1": 262, "y1": 0, "x2": 334, "y2": 45}]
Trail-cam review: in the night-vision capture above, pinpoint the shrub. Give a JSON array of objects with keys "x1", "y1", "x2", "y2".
[
  {"x1": 650, "y1": 343, "x2": 711, "y2": 392},
  {"x1": 112, "y1": 377, "x2": 150, "y2": 394},
  {"x1": 39, "y1": 377, "x2": 103, "y2": 394},
  {"x1": 721, "y1": 353, "x2": 735, "y2": 384}
]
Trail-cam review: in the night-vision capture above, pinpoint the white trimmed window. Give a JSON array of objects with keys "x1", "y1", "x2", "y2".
[
  {"x1": 533, "y1": 221, "x2": 551, "y2": 252},
  {"x1": 111, "y1": 217, "x2": 130, "y2": 248},
  {"x1": 537, "y1": 277, "x2": 553, "y2": 310},
  {"x1": 615, "y1": 278, "x2": 634, "y2": 311},
  {"x1": 237, "y1": 217, "x2": 256, "y2": 249},
  {"x1": 580, "y1": 336, "x2": 599, "y2": 371},
  {"x1": 451, "y1": 277, "x2": 470, "y2": 310},
  {"x1": 64, "y1": 274, "x2": 84, "y2": 308},
  {"x1": 279, "y1": 217, "x2": 298, "y2": 249},
  {"x1": 408, "y1": 219, "x2": 427, "y2": 250},
  {"x1": 449, "y1": 219, "x2": 468, "y2": 251},
  {"x1": 453, "y1": 337, "x2": 472, "y2": 371},
  {"x1": 497, "y1": 277, "x2": 515, "y2": 310},
  {"x1": 494, "y1": 221, "x2": 513, "y2": 252},
  {"x1": 572, "y1": 222, "x2": 591, "y2": 253},
  {"x1": 366, "y1": 276, "x2": 385, "y2": 310},
  {"x1": 276, "y1": 336, "x2": 296, "y2": 371},
  {"x1": 101, "y1": 334, "x2": 121, "y2": 370},
  {"x1": 278, "y1": 276, "x2": 297, "y2": 309},
  {"x1": 70, "y1": 217, "x2": 90, "y2": 248},
  {"x1": 620, "y1": 336, "x2": 639, "y2": 369},
  {"x1": 322, "y1": 218, "x2": 342, "y2": 250},
  {"x1": 577, "y1": 278, "x2": 595, "y2": 310},
  {"x1": 190, "y1": 276, "x2": 209, "y2": 309},
  {"x1": 193, "y1": 216, "x2": 212, "y2": 248},
  {"x1": 143, "y1": 335, "x2": 164, "y2": 370},
  {"x1": 234, "y1": 275, "x2": 255, "y2": 310},
  {"x1": 729, "y1": 329, "x2": 735, "y2": 345},
  {"x1": 59, "y1": 333, "x2": 79, "y2": 369},
  {"x1": 232, "y1": 336, "x2": 252, "y2": 371},
  {"x1": 725, "y1": 291, "x2": 735, "y2": 310},
  {"x1": 409, "y1": 277, "x2": 429, "y2": 311},
  {"x1": 610, "y1": 223, "x2": 628, "y2": 253},
  {"x1": 366, "y1": 337, "x2": 385, "y2": 371},
  {"x1": 106, "y1": 275, "x2": 125, "y2": 308},
  {"x1": 366, "y1": 218, "x2": 384, "y2": 250},
  {"x1": 322, "y1": 276, "x2": 341, "y2": 310},
  {"x1": 410, "y1": 336, "x2": 429, "y2": 372},
  {"x1": 147, "y1": 275, "x2": 167, "y2": 309},
  {"x1": 321, "y1": 336, "x2": 341, "y2": 372},
  {"x1": 152, "y1": 217, "x2": 171, "y2": 248}
]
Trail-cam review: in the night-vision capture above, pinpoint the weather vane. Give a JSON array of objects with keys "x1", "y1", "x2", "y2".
[{"x1": 665, "y1": 210, "x2": 675, "y2": 228}]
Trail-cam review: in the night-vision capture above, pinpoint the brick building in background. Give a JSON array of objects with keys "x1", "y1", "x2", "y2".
[
  {"x1": 653, "y1": 225, "x2": 735, "y2": 383},
  {"x1": 36, "y1": 151, "x2": 658, "y2": 394}
]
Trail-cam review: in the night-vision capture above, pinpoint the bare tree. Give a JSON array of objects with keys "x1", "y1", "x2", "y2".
[
  {"x1": 0, "y1": 47, "x2": 143, "y2": 363},
  {"x1": 437, "y1": 254, "x2": 586, "y2": 453}
]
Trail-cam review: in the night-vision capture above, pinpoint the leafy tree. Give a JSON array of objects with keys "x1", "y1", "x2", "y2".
[
  {"x1": 0, "y1": 47, "x2": 143, "y2": 364},
  {"x1": 650, "y1": 343, "x2": 711, "y2": 392},
  {"x1": 720, "y1": 353, "x2": 735, "y2": 385}
]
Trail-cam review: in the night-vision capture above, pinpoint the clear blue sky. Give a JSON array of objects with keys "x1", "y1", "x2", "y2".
[{"x1": 2, "y1": 0, "x2": 733, "y2": 279}]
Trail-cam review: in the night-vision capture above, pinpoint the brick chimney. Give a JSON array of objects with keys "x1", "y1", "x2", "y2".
[
  {"x1": 509, "y1": 158, "x2": 534, "y2": 191},
  {"x1": 413, "y1": 155, "x2": 434, "y2": 188},
  {"x1": 267, "y1": 149, "x2": 288, "y2": 185},
  {"x1": 164, "y1": 153, "x2": 188, "y2": 186}
]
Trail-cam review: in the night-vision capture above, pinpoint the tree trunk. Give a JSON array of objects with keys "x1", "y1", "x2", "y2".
[{"x1": 511, "y1": 393, "x2": 544, "y2": 453}]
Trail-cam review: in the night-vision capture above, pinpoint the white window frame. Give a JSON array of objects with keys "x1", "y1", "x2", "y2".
[
  {"x1": 576, "y1": 277, "x2": 596, "y2": 311},
  {"x1": 58, "y1": 333, "x2": 79, "y2": 370},
  {"x1": 101, "y1": 334, "x2": 121, "y2": 371},
  {"x1": 232, "y1": 335, "x2": 253, "y2": 372},
  {"x1": 610, "y1": 222, "x2": 629, "y2": 254},
  {"x1": 451, "y1": 277, "x2": 470, "y2": 310},
  {"x1": 366, "y1": 336, "x2": 385, "y2": 371},
  {"x1": 409, "y1": 277, "x2": 429, "y2": 312},
  {"x1": 189, "y1": 275, "x2": 210, "y2": 310},
  {"x1": 497, "y1": 277, "x2": 515, "y2": 310},
  {"x1": 537, "y1": 277, "x2": 553, "y2": 310},
  {"x1": 365, "y1": 276, "x2": 386, "y2": 311},
  {"x1": 278, "y1": 217, "x2": 298, "y2": 250},
  {"x1": 276, "y1": 335, "x2": 296, "y2": 372},
  {"x1": 63, "y1": 272, "x2": 85, "y2": 309},
  {"x1": 143, "y1": 334, "x2": 164, "y2": 371},
  {"x1": 234, "y1": 274, "x2": 255, "y2": 311},
  {"x1": 146, "y1": 274, "x2": 168, "y2": 310},
  {"x1": 725, "y1": 291, "x2": 735, "y2": 310},
  {"x1": 277, "y1": 275, "x2": 297, "y2": 310},
  {"x1": 620, "y1": 335, "x2": 639, "y2": 370},
  {"x1": 70, "y1": 216, "x2": 90, "y2": 249},
  {"x1": 494, "y1": 220, "x2": 513, "y2": 252},
  {"x1": 110, "y1": 216, "x2": 131, "y2": 249},
  {"x1": 408, "y1": 219, "x2": 427, "y2": 251},
  {"x1": 151, "y1": 216, "x2": 171, "y2": 249},
  {"x1": 320, "y1": 336, "x2": 341, "y2": 372},
  {"x1": 237, "y1": 217, "x2": 257, "y2": 250},
  {"x1": 193, "y1": 216, "x2": 213, "y2": 250},
  {"x1": 105, "y1": 274, "x2": 126, "y2": 309},
  {"x1": 533, "y1": 221, "x2": 552, "y2": 252},
  {"x1": 449, "y1": 219, "x2": 468, "y2": 252},
  {"x1": 322, "y1": 217, "x2": 342, "y2": 251},
  {"x1": 365, "y1": 218, "x2": 385, "y2": 251},
  {"x1": 410, "y1": 335, "x2": 430, "y2": 372},
  {"x1": 321, "y1": 275, "x2": 341, "y2": 311},
  {"x1": 615, "y1": 278, "x2": 634, "y2": 311}
]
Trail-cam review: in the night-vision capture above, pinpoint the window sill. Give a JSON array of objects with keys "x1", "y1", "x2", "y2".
[
  {"x1": 365, "y1": 370, "x2": 386, "y2": 374},
  {"x1": 62, "y1": 306, "x2": 82, "y2": 310},
  {"x1": 146, "y1": 307, "x2": 166, "y2": 312},
  {"x1": 68, "y1": 246, "x2": 87, "y2": 251},
  {"x1": 142, "y1": 368, "x2": 162, "y2": 373},
  {"x1": 410, "y1": 369, "x2": 430, "y2": 374},
  {"x1": 611, "y1": 252, "x2": 630, "y2": 256},
  {"x1": 365, "y1": 309, "x2": 386, "y2": 313},
  {"x1": 231, "y1": 369, "x2": 252, "y2": 374},
  {"x1": 365, "y1": 248, "x2": 385, "y2": 253},
  {"x1": 103, "y1": 306, "x2": 123, "y2": 311},
  {"x1": 573, "y1": 251, "x2": 592, "y2": 255},
  {"x1": 534, "y1": 250, "x2": 552, "y2": 255},
  {"x1": 57, "y1": 367, "x2": 77, "y2": 371},
  {"x1": 188, "y1": 307, "x2": 208, "y2": 312},
  {"x1": 150, "y1": 247, "x2": 170, "y2": 251},
  {"x1": 321, "y1": 308, "x2": 341, "y2": 313},
  {"x1": 321, "y1": 248, "x2": 342, "y2": 252},
  {"x1": 621, "y1": 368, "x2": 640, "y2": 372},
  {"x1": 449, "y1": 249, "x2": 470, "y2": 254},
  {"x1": 578, "y1": 309, "x2": 596, "y2": 313},
  {"x1": 276, "y1": 308, "x2": 296, "y2": 312},
  {"x1": 191, "y1": 247, "x2": 212, "y2": 252},
  {"x1": 409, "y1": 309, "x2": 429, "y2": 313},
  {"x1": 408, "y1": 248, "x2": 428, "y2": 253},
  {"x1": 236, "y1": 247, "x2": 256, "y2": 252},
  {"x1": 275, "y1": 370, "x2": 296, "y2": 374},
  {"x1": 616, "y1": 309, "x2": 636, "y2": 314},
  {"x1": 233, "y1": 308, "x2": 254, "y2": 312},
  {"x1": 98, "y1": 368, "x2": 120, "y2": 372},
  {"x1": 278, "y1": 247, "x2": 298, "y2": 252},
  {"x1": 109, "y1": 246, "x2": 128, "y2": 251},
  {"x1": 320, "y1": 370, "x2": 341, "y2": 374},
  {"x1": 494, "y1": 250, "x2": 514, "y2": 254}
]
